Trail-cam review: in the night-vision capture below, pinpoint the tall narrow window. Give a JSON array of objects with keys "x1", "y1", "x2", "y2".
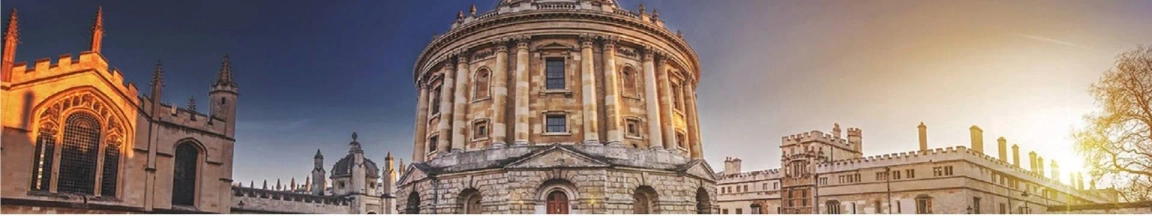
[
  {"x1": 672, "y1": 82, "x2": 683, "y2": 110},
  {"x1": 30, "y1": 129, "x2": 56, "y2": 191},
  {"x1": 676, "y1": 132, "x2": 687, "y2": 149},
  {"x1": 58, "y1": 113, "x2": 101, "y2": 195},
  {"x1": 428, "y1": 135, "x2": 439, "y2": 152},
  {"x1": 826, "y1": 200, "x2": 841, "y2": 214},
  {"x1": 622, "y1": 67, "x2": 638, "y2": 96},
  {"x1": 915, "y1": 195, "x2": 933, "y2": 214},
  {"x1": 972, "y1": 197, "x2": 981, "y2": 214},
  {"x1": 545, "y1": 114, "x2": 567, "y2": 133},
  {"x1": 430, "y1": 86, "x2": 442, "y2": 115},
  {"x1": 474, "y1": 69, "x2": 491, "y2": 100},
  {"x1": 101, "y1": 139, "x2": 121, "y2": 197},
  {"x1": 545, "y1": 58, "x2": 565, "y2": 89},
  {"x1": 172, "y1": 142, "x2": 199, "y2": 206}
]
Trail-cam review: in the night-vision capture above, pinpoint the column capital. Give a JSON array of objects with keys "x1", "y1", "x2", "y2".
[
  {"x1": 601, "y1": 36, "x2": 619, "y2": 49},
  {"x1": 494, "y1": 40, "x2": 509, "y2": 52},
  {"x1": 579, "y1": 33, "x2": 597, "y2": 48},
  {"x1": 514, "y1": 34, "x2": 532, "y2": 49}
]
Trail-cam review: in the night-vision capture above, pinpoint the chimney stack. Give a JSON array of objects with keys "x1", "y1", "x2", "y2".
[
  {"x1": 969, "y1": 125, "x2": 984, "y2": 154},
  {"x1": 918, "y1": 122, "x2": 928, "y2": 152},
  {"x1": 1012, "y1": 144, "x2": 1020, "y2": 167},
  {"x1": 997, "y1": 137, "x2": 1007, "y2": 162},
  {"x1": 833, "y1": 123, "x2": 842, "y2": 138},
  {"x1": 1037, "y1": 155, "x2": 1045, "y2": 177},
  {"x1": 1028, "y1": 151, "x2": 1038, "y2": 173}
]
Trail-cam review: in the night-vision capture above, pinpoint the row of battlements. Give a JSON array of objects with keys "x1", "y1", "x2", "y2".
[
  {"x1": 781, "y1": 130, "x2": 858, "y2": 147},
  {"x1": 144, "y1": 100, "x2": 228, "y2": 134},
  {"x1": 8, "y1": 52, "x2": 140, "y2": 99},
  {"x1": 719, "y1": 168, "x2": 781, "y2": 181},
  {"x1": 811, "y1": 145, "x2": 1109, "y2": 203},
  {"x1": 231, "y1": 186, "x2": 351, "y2": 206}
]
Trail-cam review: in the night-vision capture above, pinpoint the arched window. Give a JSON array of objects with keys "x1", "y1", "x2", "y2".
[
  {"x1": 58, "y1": 112, "x2": 102, "y2": 194},
  {"x1": 622, "y1": 67, "x2": 638, "y2": 96},
  {"x1": 172, "y1": 142, "x2": 200, "y2": 206},
  {"x1": 547, "y1": 190, "x2": 569, "y2": 214},
  {"x1": 826, "y1": 200, "x2": 841, "y2": 214},
  {"x1": 459, "y1": 188, "x2": 483, "y2": 214},
  {"x1": 407, "y1": 191, "x2": 421, "y2": 214},
  {"x1": 474, "y1": 69, "x2": 491, "y2": 100},
  {"x1": 101, "y1": 133, "x2": 122, "y2": 197},
  {"x1": 696, "y1": 187, "x2": 711, "y2": 214},
  {"x1": 633, "y1": 186, "x2": 658, "y2": 214}
]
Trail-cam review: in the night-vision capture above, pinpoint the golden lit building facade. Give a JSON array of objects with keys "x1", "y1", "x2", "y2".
[
  {"x1": 0, "y1": 8, "x2": 238, "y2": 213},
  {"x1": 716, "y1": 123, "x2": 1120, "y2": 214},
  {"x1": 397, "y1": 0, "x2": 716, "y2": 214}
]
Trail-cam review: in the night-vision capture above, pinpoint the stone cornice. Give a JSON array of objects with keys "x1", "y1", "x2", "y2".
[{"x1": 413, "y1": 10, "x2": 700, "y2": 87}]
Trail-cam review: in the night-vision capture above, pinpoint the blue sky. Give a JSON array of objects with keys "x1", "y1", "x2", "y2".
[{"x1": 5, "y1": 0, "x2": 1152, "y2": 187}]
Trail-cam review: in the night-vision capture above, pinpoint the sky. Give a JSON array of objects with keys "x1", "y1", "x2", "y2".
[{"x1": 4, "y1": 0, "x2": 1151, "y2": 187}]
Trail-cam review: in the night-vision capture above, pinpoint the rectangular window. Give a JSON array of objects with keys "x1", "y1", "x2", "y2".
[
  {"x1": 736, "y1": 208, "x2": 742, "y2": 214},
  {"x1": 545, "y1": 114, "x2": 567, "y2": 133},
  {"x1": 428, "y1": 135, "x2": 439, "y2": 152},
  {"x1": 906, "y1": 169, "x2": 915, "y2": 179},
  {"x1": 773, "y1": 182, "x2": 779, "y2": 189},
  {"x1": 626, "y1": 119, "x2": 641, "y2": 137},
  {"x1": 877, "y1": 172, "x2": 888, "y2": 181},
  {"x1": 545, "y1": 58, "x2": 565, "y2": 89},
  {"x1": 893, "y1": 171, "x2": 902, "y2": 180},
  {"x1": 916, "y1": 197, "x2": 932, "y2": 213},
  {"x1": 999, "y1": 203, "x2": 1006, "y2": 214},
  {"x1": 762, "y1": 183, "x2": 767, "y2": 190},
  {"x1": 722, "y1": 209, "x2": 729, "y2": 214},
  {"x1": 473, "y1": 121, "x2": 488, "y2": 140},
  {"x1": 430, "y1": 87, "x2": 442, "y2": 115},
  {"x1": 944, "y1": 166, "x2": 954, "y2": 175},
  {"x1": 672, "y1": 83, "x2": 683, "y2": 110}
]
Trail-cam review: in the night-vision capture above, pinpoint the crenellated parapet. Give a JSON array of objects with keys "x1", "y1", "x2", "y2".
[
  {"x1": 781, "y1": 130, "x2": 852, "y2": 147},
  {"x1": 231, "y1": 186, "x2": 352, "y2": 214},
  {"x1": 718, "y1": 168, "x2": 781, "y2": 182},
  {"x1": 135, "y1": 98, "x2": 229, "y2": 137},
  {"x1": 7, "y1": 52, "x2": 139, "y2": 101}
]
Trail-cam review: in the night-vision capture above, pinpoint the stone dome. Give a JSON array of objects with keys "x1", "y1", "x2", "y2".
[{"x1": 330, "y1": 154, "x2": 380, "y2": 178}]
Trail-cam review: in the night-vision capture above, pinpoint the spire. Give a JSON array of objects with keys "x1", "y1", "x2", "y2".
[
  {"x1": 214, "y1": 54, "x2": 236, "y2": 88},
  {"x1": 2, "y1": 8, "x2": 18, "y2": 82},
  {"x1": 3, "y1": 8, "x2": 16, "y2": 41},
  {"x1": 314, "y1": 149, "x2": 324, "y2": 159},
  {"x1": 305, "y1": 177, "x2": 312, "y2": 192},
  {"x1": 150, "y1": 61, "x2": 164, "y2": 89},
  {"x1": 249, "y1": 180, "x2": 254, "y2": 188},
  {"x1": 187, "y1": 96, "x2": 196, "y2": 112},
  {"x1": 386, "y1": 151, "x2": 393, "y2": 160},
  {"x1": 276, "y1": 179, "x2": 282, "y2": 191},
  {"x1": 290, "y1": 178, "x2": 297, "y2": 191},
  {"x1": 262, "y1": 180, "x2": 268, "y2": 190},
  {"x1": 90, "y1": 7, "x2": 104, "y2": 52}
]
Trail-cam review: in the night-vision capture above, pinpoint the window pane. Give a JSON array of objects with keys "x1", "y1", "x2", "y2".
[
  {"x1": 546, "y1": 59, "x2": 565, "y2": 89},
  {"x1": 59, "y1": 113, "x2": 101, "y2": 195},
  {"x1": 30, "y1": 131, "x2": 55, "y2": 191},
  {"x1": 173, "y1": 143, "x2": 199, "y2": 206}
]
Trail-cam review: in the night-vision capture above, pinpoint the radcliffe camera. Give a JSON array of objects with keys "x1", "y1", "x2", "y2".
[{"x1": 1, "y1": 0, "x2": 1150, "y2": 215}]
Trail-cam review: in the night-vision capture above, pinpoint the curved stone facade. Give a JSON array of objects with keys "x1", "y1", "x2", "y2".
[{"x1": 399, "y1": 0, "x2": 715, "y2": 214}]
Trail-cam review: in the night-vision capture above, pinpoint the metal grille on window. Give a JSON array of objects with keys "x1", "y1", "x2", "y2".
[
  {"x1": 30, "y1": 130, "x2": 56, "y2": 191},
  {"x1": 173, "y1": 143, "x2": 199, "y2": 206},
  {"x1": 101, "y1": 140, "x2": 120, "y2": 197},
  {"x1": 58, "y1": 113, "x2": 101, "y2": 195},
  {"x1": 546, "y1": 114, "x2": 566, "y2": 132},
  {"x1": 546, "y1": 58, "x2": 565, "y2": 89}
]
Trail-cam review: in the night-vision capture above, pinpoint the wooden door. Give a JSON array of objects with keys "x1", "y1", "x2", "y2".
[{"x1": 547, "y1": 191, "x2": 569, "y2": 214}]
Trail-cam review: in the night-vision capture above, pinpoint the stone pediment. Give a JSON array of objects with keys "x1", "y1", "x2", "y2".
[
  {"x1": 536, "y1": 42, "x2": 575, "y2": 51},
  {"x1": 682, "y1": 160, "x2": 717, "y2": 181},
  {"x1": 397, "y1": 163, "x2": 429, "y2": 186},
  {"x1": 505, "y1": 145, "x2": 610, "y2": 169}
]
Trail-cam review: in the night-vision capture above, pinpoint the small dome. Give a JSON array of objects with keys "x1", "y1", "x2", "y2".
[{"x1": 330, "y1": 154, "x2": 380, "y2": 178}]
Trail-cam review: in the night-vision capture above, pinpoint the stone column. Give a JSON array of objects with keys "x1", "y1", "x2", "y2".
[
  {"x1": 451, "y1": 53, "x2": 470, "y2": 152},
  {"x1": 579, "y1": 35, "x2": 601, "y2": 145},
  {"x1": 655, "y1": 55, "x2": 677, "y2": 151},
  {"x1": 641, "y1": 50, "x2": 664, "y2": 149},
  {"x1": 601, "y1": 37, "x2": 624, "y2": 146},
  {"x1": 436, "y1": 64, "x2": 456, "y2": 154},
  {"x1": 412, "y1": 86, "x2": 429, "y2": 162},
  {"x1": 491, "y1": 40, "x2": 510, "y2": 148},
  {"x1": 685, "y1": 83, "x2": 702, "y2": 159},
  {"x1": 513, "y1": 36, "x2": 531, "y2": 146}
]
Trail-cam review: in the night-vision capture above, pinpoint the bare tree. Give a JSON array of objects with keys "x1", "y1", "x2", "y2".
[{"x1": 1073, "y1": 45, "x2": 1152, "y2": 202}]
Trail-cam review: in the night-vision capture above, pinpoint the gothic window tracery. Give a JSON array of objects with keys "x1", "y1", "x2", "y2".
[{"x1": 29, "y1": 91, "x2": 127, "y2": 197}]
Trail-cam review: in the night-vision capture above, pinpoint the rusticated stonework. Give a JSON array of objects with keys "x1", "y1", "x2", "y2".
[{"x1": 401, "y1": 0, "x2": 715, "y2": 214}]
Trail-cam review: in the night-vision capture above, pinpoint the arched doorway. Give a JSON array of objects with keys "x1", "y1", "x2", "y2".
[
  {"x1": 172, "y1": 142, "x2": 200, "y2": 206},
  {"x1": 547, "y1": 190, "x2": 569, "y2": 214},
  {"x1": 696, "y1": 187, "x2": 711, "y2": 214},
  {"x1": 633, "y1": 186, "x2": 659, "y2": 214},
  {"x1": 406, "y1": 191, "x2": 421, "y2": 214},
  {"x1": 459, "y1": 188, "x2": 483, "y2": 214}
]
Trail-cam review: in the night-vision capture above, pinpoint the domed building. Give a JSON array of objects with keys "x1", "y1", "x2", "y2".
[{"x1": 397, "y1": 0, "x2": 717, "y2": 214}]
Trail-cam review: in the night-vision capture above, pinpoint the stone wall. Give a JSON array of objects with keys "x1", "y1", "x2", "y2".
[{"x1": 229, "y1": 187, "x2": 352, "y2": 214}]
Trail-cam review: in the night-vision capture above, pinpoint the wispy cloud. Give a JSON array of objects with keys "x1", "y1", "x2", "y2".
[{"x1": 1013, "y1": 33, "x2": 1089, "y2": 50}]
